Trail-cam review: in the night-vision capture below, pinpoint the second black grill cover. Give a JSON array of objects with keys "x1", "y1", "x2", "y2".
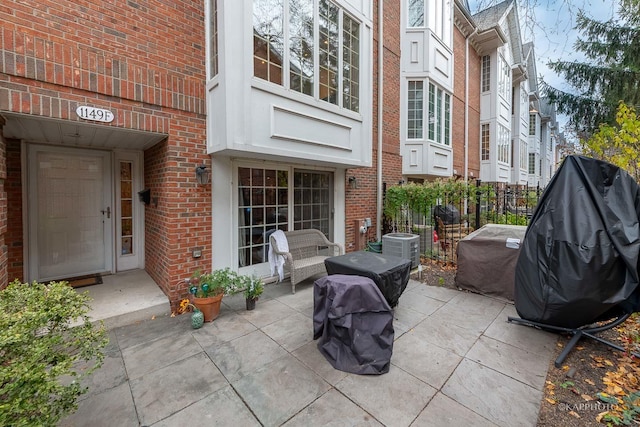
[
  {"x1": 514, "y1": 155, "x2": 640, "y2": 328},
  {"x1": 313, "y1": 275, "x2": 394, "y2": 375}
]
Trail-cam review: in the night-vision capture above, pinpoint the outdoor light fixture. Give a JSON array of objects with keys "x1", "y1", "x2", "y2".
[
  {"x1": 195, "y1": 164, "x2": 210, "y2": 185},
  {"x1": 348, "y1": 176, "x2": 357, "y2": 189}
]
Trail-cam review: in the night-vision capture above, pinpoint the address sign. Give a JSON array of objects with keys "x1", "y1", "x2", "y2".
[{"x1": 76, "y1": 106, "x2": 114, "y2": 123}]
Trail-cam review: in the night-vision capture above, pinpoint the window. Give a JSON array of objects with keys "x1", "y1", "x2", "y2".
[
  {"x1": 427, "y1": 83, "x2": 451, "y2": 145},
  {"x1": 529, "y1": 114, "x2": 536, "y2": 135},
  {"x1": 293, "y1": 171, "x2": 331, "y2": 234},
  {"x1": 520, "y1": 139, "x2": 527, "y2": 171},
  {"x1": 407, "y1": 81, "x2": 423, "y2": 139},
  {"x1": 209, "y1": 0, "x2": 218, "y2": 78},
  {"x1": 408, "y1": 0, "x2": 424, "y2": 27},
  {"x1": 498, "y1": 56, "x2": 510, "y2": 100},
  {"x1": 238, "y1": 167, "x2": 289, "y2": 267},
  {"x1": 342, "y1": 14, "x2": 360, "y2": 112},
  {"x1": 498, "y1": 124, "x2": 510, "y2": 164},
  {"x1": 289, "y1": 0, "x2": 314, "y2": 95},
  {"x1": 253, "y1": 0, "x2": 360, "y2": 112},
  {"x1": 481, "y1": 124, "x2": 490, "y2": 160},
  {"x1": 529, "y1": 153, "x2": 536, "y2": 174},
  {"x1": 481, "y1": 55, "x2": 490, "y2": 92}
]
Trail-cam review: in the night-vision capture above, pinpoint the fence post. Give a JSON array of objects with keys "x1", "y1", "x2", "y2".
[{"x1": 475, "y1": 179, "x2": 481, "y2": 229}]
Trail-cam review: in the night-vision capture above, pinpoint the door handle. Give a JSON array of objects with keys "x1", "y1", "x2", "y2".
[{"x1": 101, "y1": 207, "x2": 111, "y2": 219}]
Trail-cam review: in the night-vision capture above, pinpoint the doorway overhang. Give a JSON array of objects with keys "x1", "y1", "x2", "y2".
[{"x1": 0, "y1": 112, "x2": 167, "y2": 150}]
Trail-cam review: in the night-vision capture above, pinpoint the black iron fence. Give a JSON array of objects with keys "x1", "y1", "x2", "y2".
[{"x1": 381, "y1": 180, "x2": 542, "y2": 263}]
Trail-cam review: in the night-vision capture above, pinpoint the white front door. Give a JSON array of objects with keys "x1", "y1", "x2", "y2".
[{"x1": 28, "y1": 145, "x2": 113, "y2": 281}]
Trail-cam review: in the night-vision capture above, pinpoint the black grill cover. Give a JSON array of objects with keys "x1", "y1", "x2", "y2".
[
  {"x1": 324, "y1": 251, "x2": 411, "y2": 307},
  {"x1": 515, "y1": 155, "x2": 640, "y2": 328},
  {"x1": 313, "y1": 275, "x2": 394, "y2": 375}
]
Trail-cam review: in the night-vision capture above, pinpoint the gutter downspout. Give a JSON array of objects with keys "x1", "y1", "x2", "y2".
[{"x1": 376, "y1": 0, "x2": 384, "y2": 241}]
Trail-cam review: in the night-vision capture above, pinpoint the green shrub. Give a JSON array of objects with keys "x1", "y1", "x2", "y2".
[{"x1": 0, "y1": 280, "x2": 109, "y2": 426}]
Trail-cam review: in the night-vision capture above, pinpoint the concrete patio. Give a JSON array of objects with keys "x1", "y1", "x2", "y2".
[{"x1": 60, "y1": 274, "x2": 557, "y2": 427}]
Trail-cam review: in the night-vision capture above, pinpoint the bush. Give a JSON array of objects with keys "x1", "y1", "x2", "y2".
[{"x1": 0, "y1": 280, "x2": 109, "y2": 426}]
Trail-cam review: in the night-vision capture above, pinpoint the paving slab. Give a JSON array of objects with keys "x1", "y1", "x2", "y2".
[
  {"x1": 396, "y1": 290, "x2": 446, "y2": 316},
  {"x1": 392, "y1": 330, "x2": 462, "y2": 389},
  {"x1": 442, "y1": 359, "x2": 542, "y2": 427},
  {"x1": 466, "y1": 335, "x2": 550, "y2": 389},
  {"x1": 121, "y1": 332, "x2": 202, "y2": 379},
  {"x1": 261, "y1": 311, "x2": 314, "y2": 352},
  {"x1": 429, "y1": 292, "x2": 506, "y2": 334},
  {"x1": 410, "y1": 315, "x2": 482, "y2": 357},
  {"x1": 291, "y1": 340, "x2": 349, "y2": 386},
  {"x1": 114, "y1": 313, "x2": 189, "y2": 350},
  {"x1": 484, "y1": 305, "x2": 557, "y2": 357},
  {"x1": 205, "y1": 329, "x2": 288, "y2": 382},
  {"x1": 283, "y1": 389, "x2": 383, "y2": 426},
  {"x1": 412, "y1": 392, "x2": 498, "y2": 427},
  {"x1": 407, "y1": 281, "x2": 461, "y2": 302},
  {"x1": 191, "y1": 311, "x2": 257, "y2": 347},
  {"x1": 153, "y1": 385, "x2": 260, "y2": 426},
  {"x1": 233, "y1": 354, "x2": 331, "y2": 427},
  {"x1": 240, "y1": 298, "x2": 298, "y2": 328},
  {"x1": 336, "y1": 367, "x2": 437, "y2": 427},
  {"x1": 391, "y1": 305, "x2": 429, "y2": 336},
  {"x1": 130, "y1": 352, "x2": 228, "y2": 426},
  {"x1": 59, "y1": 382, "x2": 138, "y2": 427}
]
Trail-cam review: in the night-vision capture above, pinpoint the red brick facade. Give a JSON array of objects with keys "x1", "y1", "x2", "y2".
[
  {"x1": 0, "y1": 1, "x2": 209, "y2": 307},
  {"x1": 345, "y1": 0, "x2": 402, "y2": 250},
  {"x1": 453, "y1": 25, "x2": 481, "y2": 180}
]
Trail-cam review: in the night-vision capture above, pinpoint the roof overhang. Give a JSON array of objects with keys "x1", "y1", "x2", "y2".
[{"x1": 470, "y1": 26, "x2": 507, "y2": 54}]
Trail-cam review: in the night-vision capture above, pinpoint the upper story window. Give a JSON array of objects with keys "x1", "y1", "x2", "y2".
[
  {"x1": 408, "y1": 0, "x2": 424, "y2": 27},
  {"x1": 209, "y1": 0, "x2": 218, "y2": 78},
  {"x1": 498, "y1": 56, "x2": 510, "y2": 100},
  {"x1": 498, "y1": 123, "x2": 510, "y2": 164},
  {"x1": 481, "y1": 123, "x2": 490, "y2": 160},
  {"x1": 528, "y1": 152, "x2": 536, "y2": 174},
  {"x1": 481, "y1": 55, "x2": 490, "y2": 92},
  {"x1": 407, "y1": 81, "x2": 424, "y2": 139},
  {"x1": 253, "y1": 0, "x2": 360, "y2": 112},
  {"x1": 529, "y1": 114, "x2": 536, "y2": 135}
]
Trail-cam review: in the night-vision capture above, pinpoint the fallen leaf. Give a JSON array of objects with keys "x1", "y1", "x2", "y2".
[
  {"x1": 585, "y1": 379, "x2": 595, "y2": 385},
  {"x1": 569, "y1": 410, "x2": 580, "y2": 418},
  {"x1": 151, "y1": 315, "x2": 156, "y2": 320},
  {"x1": 545, "y1": 398, "x2": 557, "y2": 405},
  {"x1": 605, "y1": 359, "x2": 614, "y2": 366},
  {"x1": 576, "y1": 346, "x2": 585, "y2": 350},
  {"x1": 596, "y1": 412, "x2": 608, "y2": 422},
  {"x1": 581, "y1": 394, "x2": 594, "y2": 401}
]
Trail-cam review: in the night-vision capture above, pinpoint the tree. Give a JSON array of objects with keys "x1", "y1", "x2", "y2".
[
  {"x1": 544, "y1": 0, "x2": 640, "y2": 137},
  {"x1": 581, "y1": 102, "x2": 640, "y2": 181}
]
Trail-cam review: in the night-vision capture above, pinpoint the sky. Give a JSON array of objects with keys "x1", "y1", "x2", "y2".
[{"x1": 466, "y1": 0, "x2": 617, "y2": 138}]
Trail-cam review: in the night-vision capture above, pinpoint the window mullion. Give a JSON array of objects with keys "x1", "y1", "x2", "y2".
[
  {"x1": 338, "y1": 9, "x2": 343, "y2": 108},
  {"x1": 313, "y1": 0, "x2": 319, "y2": 101},
  {"x1": 283, "y1": 0, "x2": 290, "y2": 89}
]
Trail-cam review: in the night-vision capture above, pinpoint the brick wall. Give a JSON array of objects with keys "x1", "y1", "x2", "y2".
[
  {"x1": 0, "y1": 0, "x2": 207, "y2": 308},
  {"x1": 453, "y1": 26, "x2": 481, "y2": 179},
  {"x1": 345, "y1": 0, "x2": 402, "y2": 250}
]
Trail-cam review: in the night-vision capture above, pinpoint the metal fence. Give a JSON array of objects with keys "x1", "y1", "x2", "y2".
[{"x1": 381, "y1": 180, "x2": 542, "y2": 263}]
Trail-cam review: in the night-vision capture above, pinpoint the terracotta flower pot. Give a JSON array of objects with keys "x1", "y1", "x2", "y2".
[{"x1": 192, "y1": 293, "x2": 223, "y2": 322}]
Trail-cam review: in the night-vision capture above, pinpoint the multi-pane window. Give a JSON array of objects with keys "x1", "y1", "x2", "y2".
[
  {"x1": 293, "y1": 171, "x2": 331, "y2": 235},
  {"x1": 238, "y1": 167, "x2": 289, "y2": 267},
  {"x1": 343, "y1": 14, "x2": 360, "y2": 112},
  {"x1": 481, "y1": 55, "x2": 491, "y2": 92},
  {"x1": 529, "y1": 114, "x2": 536, "y2": 135},
  {"x1": 209, "y1": 0, "x2": 218, "y2": 78},
  {"x1": 407, "y1": 81, "x2": 424, "y2": 139},
  {"x1": 481, "y1": 123, "x2": 490, "y2": 160},
  {"x1": 498, "y1": 56, "x2": 510, "y2": 100},
  {"x1": 408, "y1": 0, "x2": 424, "y2": 27},
  {"x1": 253, "y1": 0, "x2": 360, "y2": 112},
  {"x1": 520, "y1": 139, "x2": 527, "y2": 171},
  {"x1": 498, "y1": 124, "x2": 510, "y2": 163},
  {"x1": 290, "y1": 0, "x2": 314, "y2": 95},
  {"x1": 253, "y1": 0, "x2": 284, "y2": 84},
  {"x1": 529, "y1": 153, "x2": 536, "y2": 174}
]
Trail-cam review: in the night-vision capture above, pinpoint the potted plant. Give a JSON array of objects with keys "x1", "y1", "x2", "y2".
[
  {"x1": 241, "y1": 275, "x2": 264, "y2": 311},
  {"x1": 188, "y1": 267, "x2": 240, "y2": 322}
]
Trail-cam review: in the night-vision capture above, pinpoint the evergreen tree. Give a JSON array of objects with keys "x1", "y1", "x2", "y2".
[{"x1": 544, "y1": 0, "x2": 640, "y2": 137}]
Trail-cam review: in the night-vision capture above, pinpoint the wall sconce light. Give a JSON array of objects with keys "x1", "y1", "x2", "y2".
[
  {"x1": 195, "y1": 164, "x2": 210, "y2": 185},
  {"x1": 348, "y1": 176, "x2": 358, "y2": 189}
]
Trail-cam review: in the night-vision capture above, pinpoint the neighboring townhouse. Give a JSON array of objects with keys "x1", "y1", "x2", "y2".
[{"x1": 0, "y1": 1, "x2": 402, "y2": 309}]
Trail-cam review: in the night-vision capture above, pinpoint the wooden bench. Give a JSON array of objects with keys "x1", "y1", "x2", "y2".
[{"x1": 269, "y1": 229, "x2": 344, "y2": 294}]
